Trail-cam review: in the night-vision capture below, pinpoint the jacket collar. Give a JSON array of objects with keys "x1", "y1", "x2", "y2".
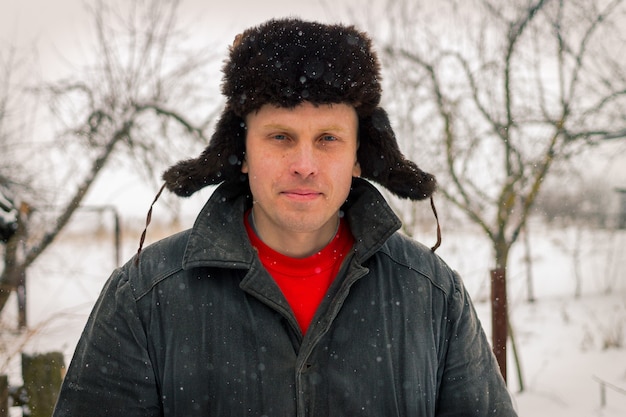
[{"x1": 182, "y1": 178, "x2": 401, "y2": 270}]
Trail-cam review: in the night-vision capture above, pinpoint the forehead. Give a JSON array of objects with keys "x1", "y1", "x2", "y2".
[{"x1": 246, "y1": 102, "x2": 358, "y2": 125}]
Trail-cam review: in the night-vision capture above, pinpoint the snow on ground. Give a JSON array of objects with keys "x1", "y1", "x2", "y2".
[{"x1": 1, "y1": 212, "x2": 625, "y2": 416}]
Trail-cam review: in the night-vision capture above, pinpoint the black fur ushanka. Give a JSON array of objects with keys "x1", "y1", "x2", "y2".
[{"x1": 162, "y1": 18, "x2": 436, "y2": 201}]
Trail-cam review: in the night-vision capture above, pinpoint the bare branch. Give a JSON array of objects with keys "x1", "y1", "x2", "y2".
[
  {"x1": 132, "y1": 101, "x2": 206, "y2": 140},
  {"x1": 22, "y1": 123, "x2": 129, "y2": 269}
]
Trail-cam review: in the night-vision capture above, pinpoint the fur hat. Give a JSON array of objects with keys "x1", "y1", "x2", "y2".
[{"x1": 162, "y1": 18, "x2": 436, "y2": 201}]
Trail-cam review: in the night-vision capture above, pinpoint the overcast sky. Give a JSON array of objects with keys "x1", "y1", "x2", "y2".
[
  {"x1": 3, "y1": 0, "x2": 624, "y2": 217},
  {"x1": 0, "y1": 0, "x2": 354, "y2": 79},
  {"x1": 1, "y1": 0, "x2": 334, "y2": 35},
  {"x1": 0, "y1": 0, "x2": 360, "y2": 218},
  {"x1": 0, "y1": 0, "x2": 335, "y2": 40}
]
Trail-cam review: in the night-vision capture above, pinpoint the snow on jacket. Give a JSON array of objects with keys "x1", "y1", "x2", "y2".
[{"x1": 53, "y1": 178, "x2": 518, "y2": 416}]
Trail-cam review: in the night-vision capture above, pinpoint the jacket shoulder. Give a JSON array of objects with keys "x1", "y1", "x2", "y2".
[
  {"x1": 122, "y1": 229, "x2": 192, "y2": 300},
  {"x1": 377, "y1": 231, "x2": 460, "y2": 296}
]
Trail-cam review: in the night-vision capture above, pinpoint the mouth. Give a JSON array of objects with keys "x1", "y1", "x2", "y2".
[{"x1": 280, "y1": 189, "x2": 323, "y2": 201}]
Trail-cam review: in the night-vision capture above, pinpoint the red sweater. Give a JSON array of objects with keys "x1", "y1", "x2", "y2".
[{"x1": 244, "y1": 212, "x2": 354, "y2": 334}]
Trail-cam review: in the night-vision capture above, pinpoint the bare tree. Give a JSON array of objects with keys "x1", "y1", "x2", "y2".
[
  {"x1": 0, "y1": 40, "x2": 42, "y2": 328},
  {"x1": 361, "y1": 0, "x2": 626, "y2": 385},
  {"x1": 0, "y1": 0, "x2": 218, "y2": 323}
]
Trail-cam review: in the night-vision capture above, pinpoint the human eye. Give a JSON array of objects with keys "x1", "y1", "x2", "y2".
[
  {"x1": 320, "y1": 134, "x2": 338, "y2": 142},
  {"x1": 271, "y1": 133, "x2": 288, "y2": 141}
]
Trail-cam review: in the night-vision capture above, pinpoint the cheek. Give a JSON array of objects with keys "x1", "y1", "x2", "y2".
[
  {"x1": 242, "y1": 152, "x2": 280, "y2": 187},
  {"x1": 242, "y1": 151, "x2": 270, "y2": 176}
]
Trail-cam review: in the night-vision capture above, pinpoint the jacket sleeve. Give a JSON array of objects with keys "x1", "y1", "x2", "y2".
[
  {"x1": 435, "y1": 272, "x2": 518, "y2": 416},
  {"x1": 53, "y1": 268, "x2": 161, "y2": 417}
]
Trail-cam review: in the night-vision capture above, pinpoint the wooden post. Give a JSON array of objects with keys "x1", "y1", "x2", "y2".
[
  {"x1": 593, "y1": 375, "x2": 626, "y2": 408},
  {"x1": 0, "y1": 375, "x2": 8, "y2": 417},
  {"x1": 491, "y1": 267, "x2": 508, "y2": 382},
  {"x1": 21, "y1": 352, "x2": 65, "y2": 417}
]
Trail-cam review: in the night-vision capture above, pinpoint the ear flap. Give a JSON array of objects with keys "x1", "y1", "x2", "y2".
[
  {"x1": 162, "y1": 110, "x2": 246, "y2": 197},
  {"x1": 358, "y1": 107, "x2": 437, "y2": 201},
  {"x1": 163, "y1": 106, "x2": 436, "y2": 200}
]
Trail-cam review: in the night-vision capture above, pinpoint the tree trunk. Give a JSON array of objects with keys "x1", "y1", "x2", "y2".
[
  {"x1": 0, "y1": 202, "x2": 30, "y2": 322},
  {"x1": 0, "y1": 129, "x2": 123, "y2": 319},
  {"x1": 490, "y1": 267, "x2": 508, "y2": 382}
]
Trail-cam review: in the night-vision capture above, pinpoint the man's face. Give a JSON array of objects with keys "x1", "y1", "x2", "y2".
[{"x1": 242, "y1": 102, "x2": 361, "y2": 256}]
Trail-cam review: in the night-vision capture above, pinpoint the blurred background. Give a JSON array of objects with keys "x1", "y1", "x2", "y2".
[{"x1": 1, "y1": 1, "x2": 625, "y2": 416}]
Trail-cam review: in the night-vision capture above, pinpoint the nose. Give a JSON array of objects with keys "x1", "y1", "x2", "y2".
[{"x1": 289, "y1": 142, "x2": 318, "y2": 178}]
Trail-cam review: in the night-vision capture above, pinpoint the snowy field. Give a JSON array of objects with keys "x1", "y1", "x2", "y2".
[{"x1": 1, "y1": 212, "x2": 625, "y2": 416}]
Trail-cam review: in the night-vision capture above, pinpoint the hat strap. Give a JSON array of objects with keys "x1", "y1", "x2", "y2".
[
  {"x1": 430, "y1": 196, "x2": 442, "y2": 252},
  {"x1": 134, "y1": 182, "x2": 167, "y2": 266}
]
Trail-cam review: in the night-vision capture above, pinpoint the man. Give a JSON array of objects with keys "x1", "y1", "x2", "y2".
[{"x1": 53, "y1": 18, "x2": 518, "y2": 416}]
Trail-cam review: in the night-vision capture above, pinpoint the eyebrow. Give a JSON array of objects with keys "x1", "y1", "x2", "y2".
[{"x1": 261, "y1": 123, "x2": 350, "y2": 132}]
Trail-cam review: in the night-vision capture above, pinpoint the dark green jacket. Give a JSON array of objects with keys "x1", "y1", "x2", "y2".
[{"x1": 53, "y1": 178, "x2": 517, "y2": 416}]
